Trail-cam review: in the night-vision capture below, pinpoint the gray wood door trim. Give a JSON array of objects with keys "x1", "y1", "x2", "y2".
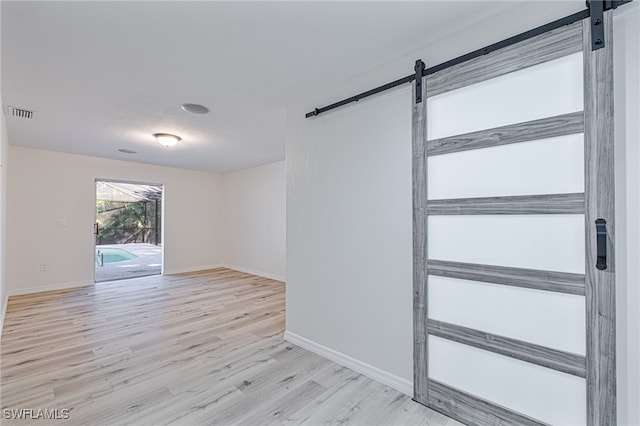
[
  {"x1": 427, "y1": 259, "x2": 585, "y2": 296},
  {"x1": 427, "y1": 193, "x2": 585, "y2": 215},
  {"x1": 412, "y1": 76, "x2": 429, "y2": 406},
  {"x1": 428, "y1": 379, "x2": 548, "y2": 426},
  {"x1": 583, "y1": 12, "x2": 616, "y2": 426},
  {"x1": 428, "y1": 319, "x2": 586, "y2": 378},
  {"x1": 427, "y1": 21, "x2": 582, "y2": 98},
  {"x1": 427, "y1": 111, "x2": 584, "y2": 156}
]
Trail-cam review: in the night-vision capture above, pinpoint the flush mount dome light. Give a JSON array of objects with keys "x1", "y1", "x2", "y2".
[
  {"x1": 153, "y1": 133, "x2": 181, "y2": 147},
  {"x1": 181, "y1": 103, "x2": 210, "y2": 114}
]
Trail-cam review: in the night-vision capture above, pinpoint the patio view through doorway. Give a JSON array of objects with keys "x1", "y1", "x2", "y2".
[{"x1": 95, "y1": 180, "x2": 163, "y2": 282}]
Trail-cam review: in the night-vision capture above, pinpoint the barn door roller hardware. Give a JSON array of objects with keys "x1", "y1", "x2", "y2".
[
  {"x1": 305, "y1": 0, "x2": 633, "y2": 118},
  {"x1": 587, "y1": 1, "x2": 629, "y2": 51},
  {"x1": 588, "y1": 1, "x2": 606, "y2": 50},
  {"x1": 414, "y1": 60, "x2": 425, "y2": 103}
]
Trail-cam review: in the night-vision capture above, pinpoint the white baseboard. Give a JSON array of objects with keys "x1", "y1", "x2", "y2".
[
  {"x1": 8, "y1": 280, "x2": 93, "y2": 297},
  {"x1": 0, "y1": 294, "x2": 8, "y2": 335},
  {"x1": 223, "y1": 264, "x2": 285, "y2": 282},
  {"x1": 163, "y1": 264, "x2": 223, "y2": 275},
  {"x1": 284, "y1": 330, "x2": 412, "y2": 396}
]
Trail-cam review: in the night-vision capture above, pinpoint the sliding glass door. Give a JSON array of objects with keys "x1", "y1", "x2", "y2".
[{"x1": 94, "y1": 180, "x2": 163, "y2": 282}]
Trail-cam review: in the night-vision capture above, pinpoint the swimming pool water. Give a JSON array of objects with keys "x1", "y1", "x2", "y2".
[{"x1": 96, "y1": 248, "x2": 137, "y2": 265}]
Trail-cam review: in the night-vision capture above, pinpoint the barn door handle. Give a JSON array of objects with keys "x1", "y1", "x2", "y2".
[
  {"x1": 94, "y1": 223, "x2": 99, "y2": 236},
  {"x1": 595, "y1": 219, "x2": 607, "y2": 270}
]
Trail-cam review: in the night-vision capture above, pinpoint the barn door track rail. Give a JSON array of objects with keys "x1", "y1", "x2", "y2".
[{"x1": 305, "y1": 0, "x2": 632, "y2": 119}]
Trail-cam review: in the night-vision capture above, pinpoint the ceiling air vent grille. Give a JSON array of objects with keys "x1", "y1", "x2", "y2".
[{"x1": 7, "y1": 106, "x2": 37, "y2": 120}]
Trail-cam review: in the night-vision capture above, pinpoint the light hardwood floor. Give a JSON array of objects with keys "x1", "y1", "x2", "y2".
[{"x1": 1, "y1": 268, "x2": 459, "y2": 425}]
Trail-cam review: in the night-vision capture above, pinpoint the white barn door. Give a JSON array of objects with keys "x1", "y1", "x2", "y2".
[{"x1": 413, "y1": 13, "x2": 615, "y2": 426}]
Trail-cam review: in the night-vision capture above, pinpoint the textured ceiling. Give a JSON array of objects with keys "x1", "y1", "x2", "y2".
[{"x1": 1, "y1": 1, "x2": 584, "y2": 172}]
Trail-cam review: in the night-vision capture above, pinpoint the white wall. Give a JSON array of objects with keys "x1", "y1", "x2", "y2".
[
  {"x1": 614, "y1": 5, "x2": 640, "y2": 426},
  {"x1": 285, "y1": 4, "x2": 639, "y2": 425},
  {"x1": 286, "y1": 87, "x2": 414, "y2": 391},
  {"x1": 6, "y1": 147, "x2": 225, "y2": 295},
  {"x1": 0, "y1": 0, "x2": 8, "y2": 329},
  {"x1": 222, "y1": 161, "x2": 286, "y2": 281},
  {"x1": 0, "y1": 98, "x2": 8, "y2": 331}
]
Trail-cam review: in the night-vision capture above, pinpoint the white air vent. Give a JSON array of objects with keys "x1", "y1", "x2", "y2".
[{"x1": 7, "y1": 106, "x2": 37, "y2": 120}]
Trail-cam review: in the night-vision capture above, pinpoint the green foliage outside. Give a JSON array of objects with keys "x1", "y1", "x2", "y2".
[{"x1": 96, "y1": 200, "x2": 161, "y2": 245}]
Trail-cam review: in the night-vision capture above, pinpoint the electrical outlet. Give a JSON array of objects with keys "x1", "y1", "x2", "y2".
[
  {"x1": 39, "y1": 263, "x2": 48, "y2": 271},
  {"x1": 56, "y1": 218, "x2": 68, "y2": 227}
]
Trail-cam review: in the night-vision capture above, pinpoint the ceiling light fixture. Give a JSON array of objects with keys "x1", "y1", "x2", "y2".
[
  {"x1": 118, "y1": 148, "x2": 137, "y2": 154},
  {"x1": 153, "y1": 133, "x2": 181, "y2": 147},
  {"x1": 181, "y1": 103, "x2": 210, "y2": 114}
]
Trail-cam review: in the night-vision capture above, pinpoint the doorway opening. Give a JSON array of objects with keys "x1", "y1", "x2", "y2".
[{"x1": 94, "y1": 180, "x2": 163, "y2": 282}]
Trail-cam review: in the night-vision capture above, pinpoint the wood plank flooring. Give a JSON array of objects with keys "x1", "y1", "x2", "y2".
[{"x1": 1, "y1": 268, "x2": 459, "y2": 425}]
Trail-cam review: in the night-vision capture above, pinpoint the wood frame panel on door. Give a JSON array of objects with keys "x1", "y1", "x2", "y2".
[{"x1": 413, "y1": 12, "x2": 615, "y2": 426}]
